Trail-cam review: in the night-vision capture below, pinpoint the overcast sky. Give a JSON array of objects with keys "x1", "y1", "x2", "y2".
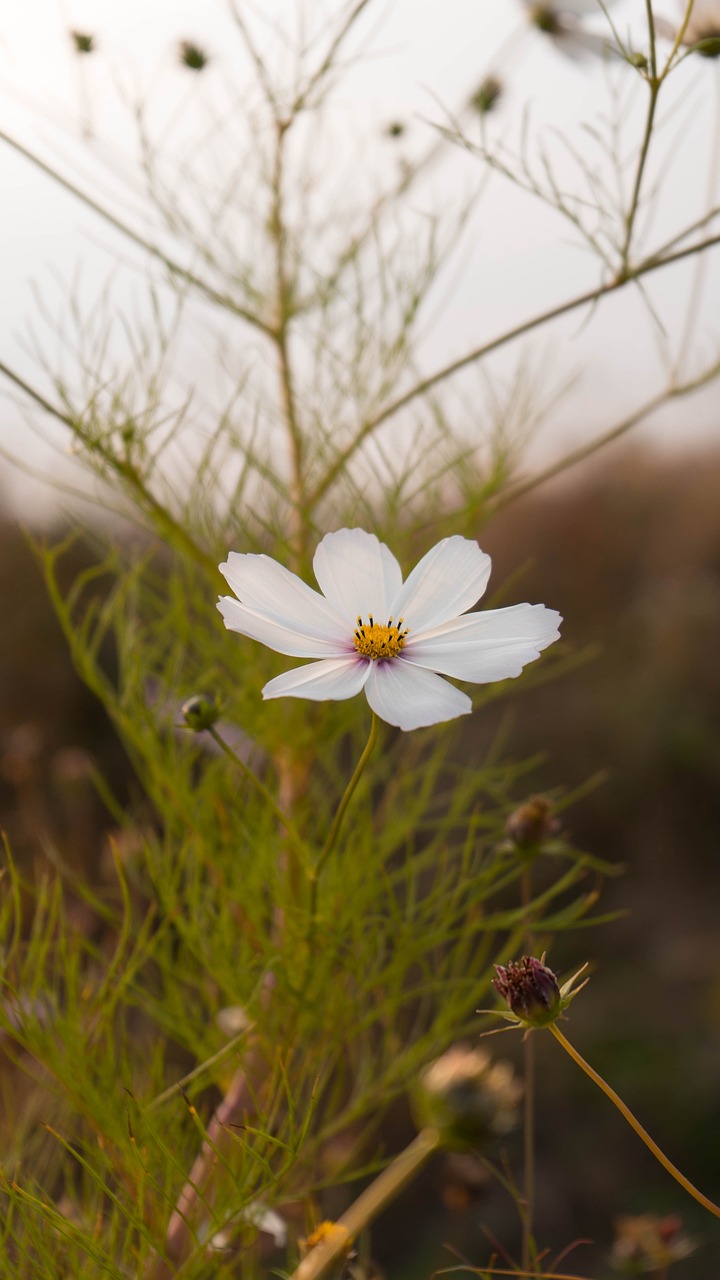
[{"x1": 1, "y1": 0, "x2": 719, "y2": 515}]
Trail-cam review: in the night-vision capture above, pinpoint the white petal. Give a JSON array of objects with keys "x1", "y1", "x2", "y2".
[
  {"x1": 364, "y1": 660, "x2": 472, "y2": 731},
  {"x1": 388, "y1": 537, "x2": 491, "y2": 633},
  {"x1": 313, "y1": 529, "x2": 403, "y2": 623},
  {"x1": 263, "y1": 656, "x2": 371, "y2": 702},
  {"x1": 218, "y1": 597, "x2": 350, "y2": 658},
  {"x1": 220, "y1": 552, "x2": 347, "y2": 643},
  {"x1": 403, "y1": 604, "x2": 562, "y2": 682}
]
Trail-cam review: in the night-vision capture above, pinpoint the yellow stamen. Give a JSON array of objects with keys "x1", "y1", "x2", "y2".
[
  {"x1": 300, "y1": 1220, "x2": 352, "y2": 1255},
  {"x1": 353, "y1": 614, "x2": 408, "y2": 660}
]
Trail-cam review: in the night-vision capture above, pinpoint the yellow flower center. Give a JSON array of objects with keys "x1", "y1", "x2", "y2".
[{"x1": 353, "y1": 614, "x2": 408, "y2": 660}]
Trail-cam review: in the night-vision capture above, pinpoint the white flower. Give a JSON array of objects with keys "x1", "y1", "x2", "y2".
[{"x1": 218, "y1": 529, "x2": 561, "y2": 733}]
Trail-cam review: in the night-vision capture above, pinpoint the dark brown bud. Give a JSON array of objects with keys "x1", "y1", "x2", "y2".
[
  {"x1": 505, "y1": 795, "x2": 559, "y2": 849},
  {"x1": 493, "y1": 956, "x2": 561, "y2": 1027}
]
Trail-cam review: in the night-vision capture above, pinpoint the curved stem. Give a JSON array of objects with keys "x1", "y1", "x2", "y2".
[{"x1": 549, "y1": 1024, "x2": 720, "y2": 1220}]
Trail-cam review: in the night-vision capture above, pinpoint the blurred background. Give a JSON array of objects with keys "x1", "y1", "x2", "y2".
[{"x1": 1, "y1": 2, "x2": 720, "y2": 1277}]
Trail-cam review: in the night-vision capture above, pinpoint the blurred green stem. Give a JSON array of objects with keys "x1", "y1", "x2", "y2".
[
  {"x1": 291, "y1": 1127, "x2": 442, "y2": 1280},
  {"x1": 316, "y1": 713, "x2": 380, "y2": 878},
  {"x1": 306, "y1": 713, "x2": 380, "y2": 958}
]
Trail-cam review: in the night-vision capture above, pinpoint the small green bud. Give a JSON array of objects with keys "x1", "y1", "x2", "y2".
[
  {"x1": 628, "y1": 50, "x2": 648, "y2": 69},
  {"x1": 414, "y1": 1046, "x2": 522, "y2": 1149},
  {"x1": 385, "y1": 121, "x2": 405, "y2": 139},
  {"x1": 181, "y1": 694, "x2": 220, "y2": 732},
  {"x1": 694, "y1": 34, "x2": 720, "y2": 57},
  {"x1": 471, "y1": 75, "x2": 503, "y2": 115},
  {"x1": 178, "y1": 40, "x2": 209, "y2": 71},
  {"x1": 71, "y1": 31, "x2": 95, "y2": 54},
  {"x1": 528, "y1": 4, "x2": 561, "y2": 34}
]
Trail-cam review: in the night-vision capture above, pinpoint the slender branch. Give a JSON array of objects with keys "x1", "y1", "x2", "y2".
[
  {"x1": 0, "y1": 360, "x2": 217, "y2": 574},
  {"x1": 290, "y1": 1127, "x2": 442, "y2": 1280},
  {"x1": 292, "y1": 0, "x2": 375, "y2": 114},
  {"x1": 619, "y1": 1, "x2": 659, "y2": 266},
  {"x1": 549, "y1": 1024, "x2": 720, "y2": 1220},
  {"x1": 228, "y1": 0, "x2": 280, "y2": 111},
  {"x1": 307, "y1": 229, "x2": 720, "y2": 509},
  {"x1": 308, "y1": 227, "x2": 720, "y2": 506},
  {"x1": 268, "y1": 118, "x2": 309, "y2": 569},
  {"x1": 492, "y1": 359, "x2": 720, "y2": 511},
  {"x1": 0, "y1": 130, "x2": 273, "y2": 337}
]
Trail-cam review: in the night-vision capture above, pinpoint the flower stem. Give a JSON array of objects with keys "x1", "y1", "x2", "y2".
[
  {"x1": 306, "y1": 713, "x2": 380, "y2": 955},
  {"x1": 290, "y1": 1127, "x2": 442, "y2": 1280},
  {"x1": 316, "y1": 712, "x2": 380, "y2": 878},
  {"x1": 549, "y1": 1024, "x2": 720, "y2": 1220}
]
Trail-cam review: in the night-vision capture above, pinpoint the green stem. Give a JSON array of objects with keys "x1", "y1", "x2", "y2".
[
  {"x1": 207, "y1": 725, "x2": 308, "y2": 870},
  {"x1": 316, "y1": 713, "x2": 380, "y2": 877},
  {"x1": 306, "y1": 713, "x2": 380, "y2": 959},
  {"x1": 549, "y1": 1024, "x2": 720, "y2": 1220},
  {"x1": 291, "y1": 1127, "x2": 442, "y2": 1280},
  {"x1": 619, "y1": 0, "x2": 659, "y2": 266}
]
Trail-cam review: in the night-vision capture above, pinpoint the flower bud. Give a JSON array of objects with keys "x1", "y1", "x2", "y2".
[
  {"x1": 528, "y1": 4, "x2": 561, "y2": 34},
  {"x1": 471, "y1": 75, "x2": 503, "y2": 115},
  {"x1": 179, "y1": 40, "x2": 209, "y2": 71},
  {"x1": 695, "y1": 34, "x2": 720, "y2": 57},
  {"x1": 505, "y1": 795, "x2": 559, "y2": 850},
  {"x1": 71, "y1": 31, "x2": 95, "y2": 54},
  {"x1": 181, "y1": 694, "x2": 220, "y2": 732},
  {"x1": 493, "y1": 956, "x2": 561, "y2": 1028},
  {"x1": 414, "y1": 1045, "x2": 522, "y2": 1149}
]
